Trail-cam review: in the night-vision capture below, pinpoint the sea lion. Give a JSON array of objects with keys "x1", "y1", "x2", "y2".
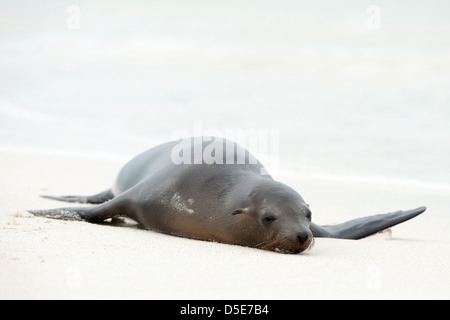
[{"x1": 30, "y1": 137, "x2": 426, "y2": 254}]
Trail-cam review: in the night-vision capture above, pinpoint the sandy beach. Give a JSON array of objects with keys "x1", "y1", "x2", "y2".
[
  {"x1": 1, "y1": 150, "x2": 449, "y2": 300},
  {"x1": 1, "y1": 0, "x2": 449, "y2": 302}
]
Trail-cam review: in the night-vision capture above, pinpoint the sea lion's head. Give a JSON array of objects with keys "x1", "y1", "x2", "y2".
[{"x1": 231, "y1": 182, "x2": 314, "y2": 254}]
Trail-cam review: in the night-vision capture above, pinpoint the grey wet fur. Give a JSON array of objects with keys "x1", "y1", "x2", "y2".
[{"x1": 29, "y1": 137, "x2": 426, "y2": 254}]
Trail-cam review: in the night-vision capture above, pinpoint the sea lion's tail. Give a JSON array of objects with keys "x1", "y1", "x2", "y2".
[
  {"x1": 310, "y1": 206, "x2": 426, "y2": 239},
  {"x1": 40, "y1": 189, "x2": 114, "y2": 204}
]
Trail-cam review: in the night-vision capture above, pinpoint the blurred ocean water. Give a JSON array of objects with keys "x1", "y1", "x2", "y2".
[{"x1": 1, "y1": 0, "x2": 449, "y2": 188}]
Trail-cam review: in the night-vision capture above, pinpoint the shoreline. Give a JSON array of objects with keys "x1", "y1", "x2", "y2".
[
  {"x1": 2, "y1": 144, "x2": 449, "y2": 192},
  {"x1": 1, "y1": 150, "x2": 449, "y2": 299}
]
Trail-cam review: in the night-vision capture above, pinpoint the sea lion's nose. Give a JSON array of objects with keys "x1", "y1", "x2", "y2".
[{"x1": 297, "y1": 232, "x2": 310, "y2": 245}]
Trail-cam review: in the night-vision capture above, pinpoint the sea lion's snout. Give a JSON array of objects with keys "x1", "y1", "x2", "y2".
[
  {"x1": 295, "y1": 230, "x2": 314, "y2": 253},
  {"x1": 297, "y1": 231, "x2": 310, "y2": 245},
  {"x1": 271, "y1": 228, "x2": 313, "y2": 254}
]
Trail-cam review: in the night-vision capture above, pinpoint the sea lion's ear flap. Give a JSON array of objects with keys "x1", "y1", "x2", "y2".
[{"x1": 232, "y1": 208, "x2": 249, "y2": 215}]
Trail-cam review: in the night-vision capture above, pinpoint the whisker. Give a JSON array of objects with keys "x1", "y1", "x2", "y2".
[
  {"x1": 305, "y1": 237, "x2": 315, "y2": 252},
  {"x1": 256, "y1": 235, "x2": 315, "y2": 254},
  {"x1": 255, "y1": 239, "x2": 274, "y2": 249},
  {"x1": 256, "y1": 238, "x2": 281, "y2": 251},
  {"x1": 262, "y1": 236, "x2": 287, "y2": 251}
]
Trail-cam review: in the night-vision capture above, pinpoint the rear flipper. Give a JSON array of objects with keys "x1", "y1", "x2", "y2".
[
  {"x1": 29, "y1": 195, "x2": 128, "y2": 223},
  {"x1": 41, "y1": 189, "x2": 114, "y2": 204},
  {"x1": 310, "y1": 207, "x2": 426, "y2": 239}
]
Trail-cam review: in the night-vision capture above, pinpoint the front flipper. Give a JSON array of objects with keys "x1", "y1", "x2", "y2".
[
  {"x1": 310, "y1": 206, "x2": 426, "y2": 239},
  {"x1": 29, "y1": 195, "x2": 128, "y2": 223}
]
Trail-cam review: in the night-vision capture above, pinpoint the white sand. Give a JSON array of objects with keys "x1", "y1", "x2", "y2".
[{"x1": 1, "y1": 150, "x2": 449, "y2": 300}]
